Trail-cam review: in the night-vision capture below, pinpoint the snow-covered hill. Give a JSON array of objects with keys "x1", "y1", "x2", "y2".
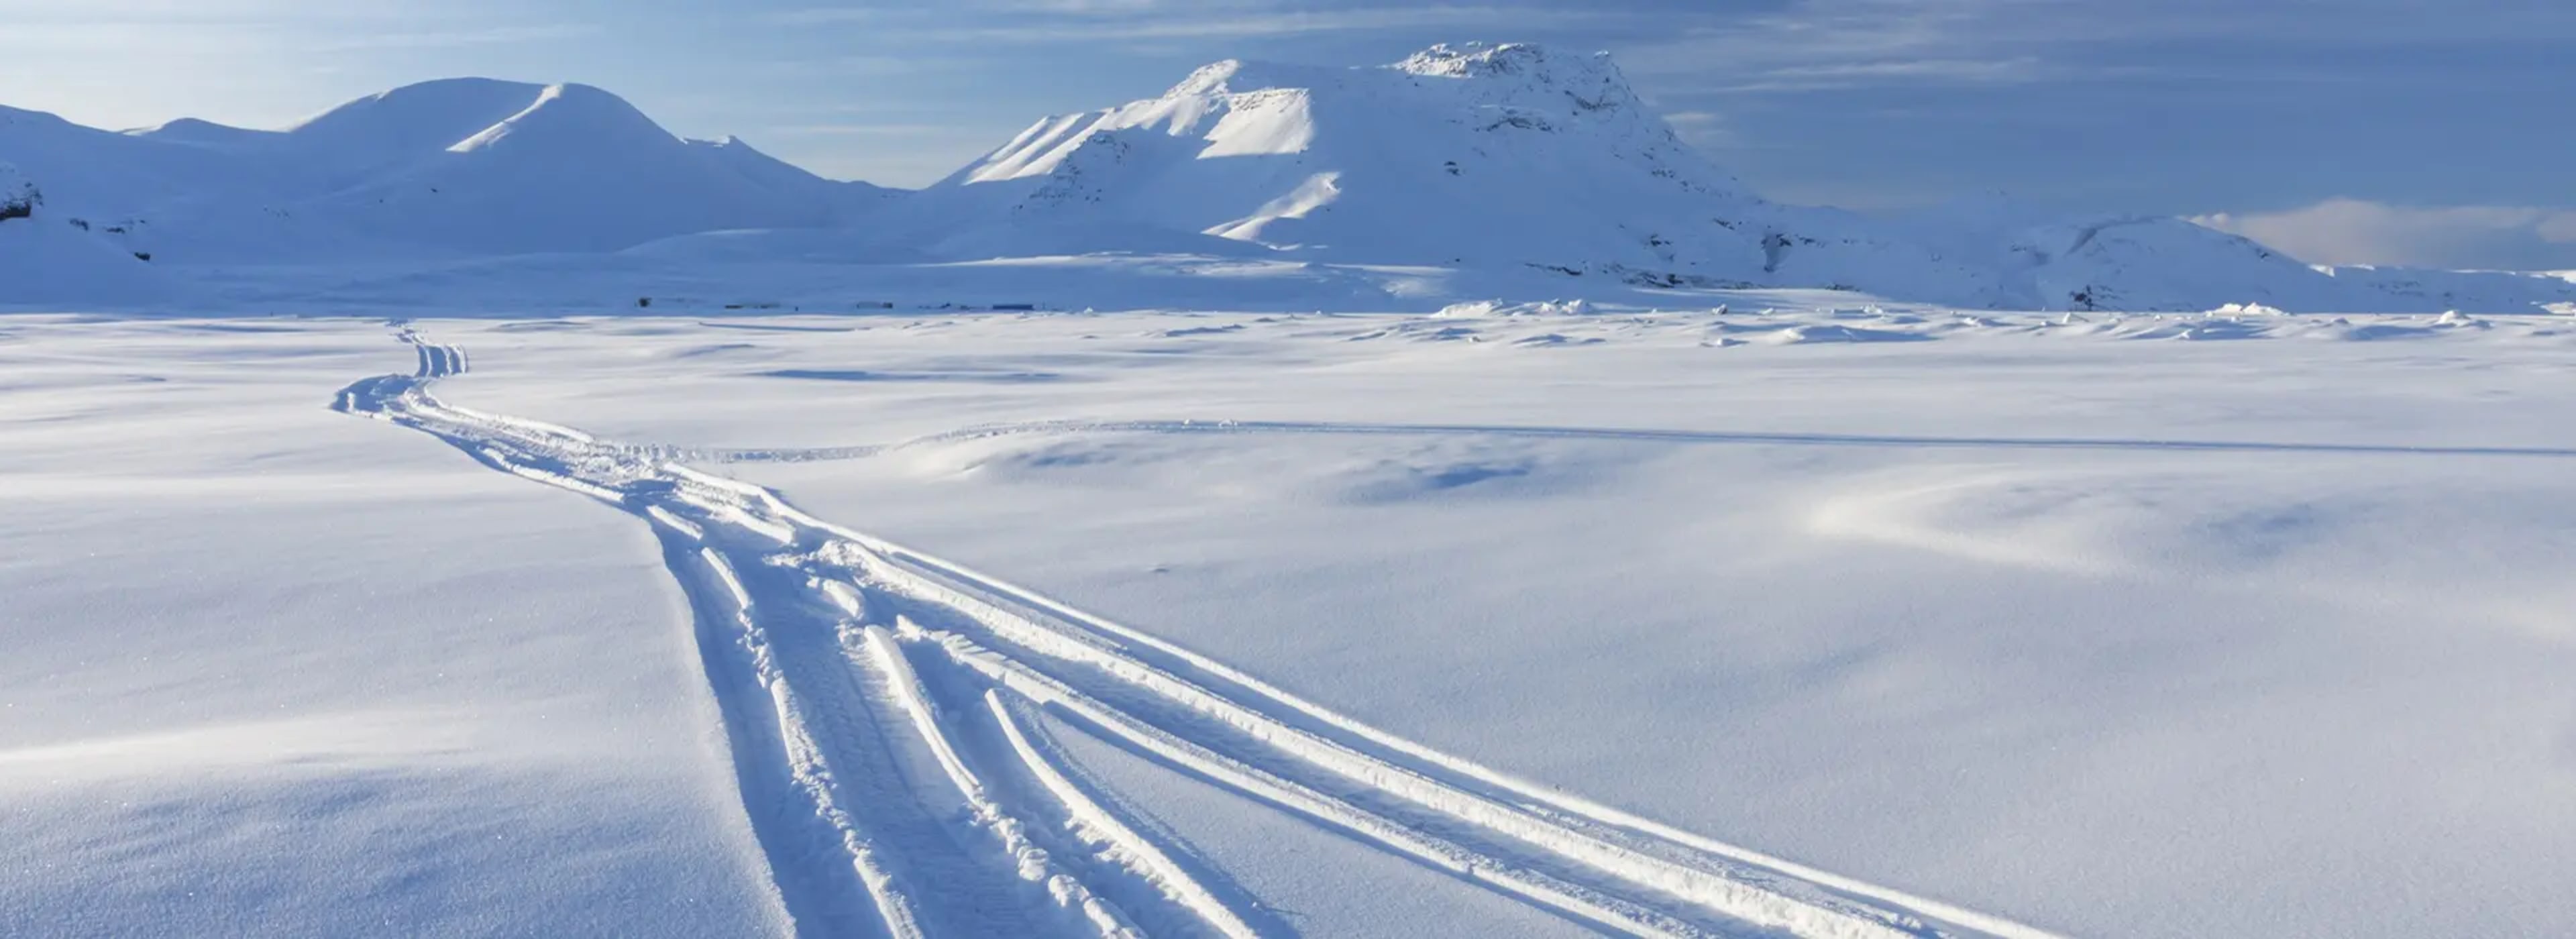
[
  {"x1": 875, "y1": 43, "x2": 1996, "y2": 301},
  {"x1": 2317, "y1": 264, "x2": 2576, "y2": 315},
  {"x1": 857, "y1": 42, "x2": 2567, "y2": 313},
  {"x1": 303, "y1": 82, "x2": 888, "y2": 255},
  {"x1": 911, "y1": 44, "x2": 1772, "y2": 274},
  {"x1": 0, "y1": 160, "x2": 170, "y2": 304},
  {"x1": 3, "y1": 44, "x2": 2572, "y2": 313},
  {"x1": 3, "y1": 79, "x2": 888, "y2": 262}
]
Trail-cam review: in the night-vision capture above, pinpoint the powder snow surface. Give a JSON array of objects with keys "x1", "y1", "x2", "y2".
[{"x1": 6, "y1": 306, "x2": 2573, "y2": 938}]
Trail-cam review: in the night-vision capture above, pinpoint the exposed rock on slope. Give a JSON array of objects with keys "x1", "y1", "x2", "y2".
[{"x1": 0, "y1": 161, "x2": 170, "y2": 303}]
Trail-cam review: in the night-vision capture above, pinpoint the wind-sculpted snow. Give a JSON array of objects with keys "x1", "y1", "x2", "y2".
[{"x1": 333, "y1": 329, "x2": 2061, "y2": 938}]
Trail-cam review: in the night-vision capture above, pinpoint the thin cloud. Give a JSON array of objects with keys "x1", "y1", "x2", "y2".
[
  {"x1": 1709, "y1": 56, "x2": 2049, "y2": 92},
  {"x1": 1611, "y1": 0, "x2": 2576, "y2": 94},
  {"x1": 1660, "y1": 109, "x2": 1739, "y2": 149},
  {"x1": 1, "y1": 6, "x2": 596, "y2": 54},
  {"x1": 309, "y1": 23, "x2": 601, "y2": 52},
  {"x1": 766, "y1": 123, "x2": 965, "y2": 137},
  {"x1": 2194, "y1": 199, "x2": 2576, "y2": 270},
  {"x1": 767, "y1": 4, "x2": 1598, "y2": 41},
  {"x1": 1614, "y1": 0, "x2": 2061, "y2": 92}
]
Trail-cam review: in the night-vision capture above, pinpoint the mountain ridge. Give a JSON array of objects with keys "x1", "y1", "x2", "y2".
[
  {"x1": 3, "y1": 43, "x2": 2572, "y2": 314},
  {"x1": 7, "y1": 78, "x2": 888, "y2": 261}
]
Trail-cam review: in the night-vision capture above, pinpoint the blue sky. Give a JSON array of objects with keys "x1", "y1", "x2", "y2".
[{"x1": 5, "y1": 0, "x2": 2572, "y2": 268}]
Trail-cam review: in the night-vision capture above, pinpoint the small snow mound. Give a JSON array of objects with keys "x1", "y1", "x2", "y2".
[
  {"x1": 1757, "y1": 324, "x2": 1931, "y2": 345},
  {"x1": 2116, "y1": 319, "x2": 2269, "y2": 341},
  {"x1": 1511, "y1": 332, "x2": 1605, "y2": 347},
  {"x1": 2206, "y1": 302, "x2": 2286, "y2": 317},
  {"x1": 1434, "y1": 298, "x2": 1595, "y2": 317}
]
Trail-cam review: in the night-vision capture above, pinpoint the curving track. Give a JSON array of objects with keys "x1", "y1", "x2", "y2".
[{"x1": 333, "y1": 327, "x2": 2059, "y2": 939}]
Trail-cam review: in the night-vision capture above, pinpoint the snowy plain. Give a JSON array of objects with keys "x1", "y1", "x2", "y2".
[
  {"x1": 4, "y1": 305, "x2": 2572, "y2": 938},
  {"x1": 7, "y1": 34, "x2": 2576, "y2": 939}
]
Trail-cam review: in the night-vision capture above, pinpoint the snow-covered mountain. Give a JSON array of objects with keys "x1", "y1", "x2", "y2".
[
  {"x1": 1, "y1": 79, "x2": 888, "y2": 261},
  {"x1": 868, "y1": 42, "x2": 2560, "y2": 313},
  {"x1": 907, "y1": 44, "x2": 1774, "y2": 274},
  {"x1": 875, "y1": 43, "x2": 1999, "y2": 299},
  {"x1": 3, "y1": 45, "x2": 2572, "y2": 313},
  {"x1": 0, "y1": 160, "x2": 170, "y2": 303},
  {"x1": 276, "y1": 82, "x2": 891, "y2": 254}
]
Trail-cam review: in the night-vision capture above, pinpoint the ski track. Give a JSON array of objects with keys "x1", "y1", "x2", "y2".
[{"x1": 333, "y1": 327, "x2": 2063, "y2": 939}]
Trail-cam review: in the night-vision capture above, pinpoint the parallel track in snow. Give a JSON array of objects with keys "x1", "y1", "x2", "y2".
[{"x1": 333, "y1": 328, "x2": 2061, "y2": 939}]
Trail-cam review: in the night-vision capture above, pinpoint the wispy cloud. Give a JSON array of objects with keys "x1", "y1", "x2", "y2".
[
  {"x1": 1613, "y1": 0, "x2": 2065, "y2": 93},
  {"x1": 1709, "y1": 56, "x2": 2050, "y2": 93},
  {"x1": 765, "y1": 123, "x2": 965, "y2": 137},
  {"x1": 1660, "y1": 109, "x2": 1736, "y2": 149},
  {"x1": 2194, "y1": 199, "x2": 2576, "y2": 270},
  {"x1": 0, "y1": 4, "x2": 596, "y2": 54},
  {"x1": 767, "y1": 3, "x2": 1596, "y2": 41},
  {"x1": 1613, "y1": 0, "x2": 2576, "y2": 95},
  {"x1": 307, "y1": 23, "x2": 601, "y2": 52}
]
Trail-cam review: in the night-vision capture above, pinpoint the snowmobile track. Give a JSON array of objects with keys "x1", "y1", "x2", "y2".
[{"x1": 333, "y1": 329, "x2": 2063, "y2": 939}]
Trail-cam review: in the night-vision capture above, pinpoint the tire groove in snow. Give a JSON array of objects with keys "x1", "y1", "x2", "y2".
[{"x1": 332, "y1": 329, "x2": 2062, "y2": 939}]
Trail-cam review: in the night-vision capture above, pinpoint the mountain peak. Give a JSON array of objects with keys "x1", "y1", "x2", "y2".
[
  {"x1": 280, "y1": 77, "x2": 558, "y2": 174},
  {"x1": 1167, "y1": 43, "x2": 1632, "y2": 100},
  {"x1": 0, "y1": 104, "x2": 80, "y2": 131},
  {"x1": 292, "y1": 77, "x2": 551, "y2": 133},
  {"x1": 1390, "y1": 41, "x2": 1647, "y2": 122},
  {"x1": 445, "y1": 82, "x2": 676, "y2": 155},
  {"x1": 921, "y1": 38, "x2": 1759, "y2": 272},
  {"x1": 1163, "y1": 58, "x2": 1350, "y2": 99},
  {"x1": 1393, "y1": 42, "x2": 1601, "y2": 78}
]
